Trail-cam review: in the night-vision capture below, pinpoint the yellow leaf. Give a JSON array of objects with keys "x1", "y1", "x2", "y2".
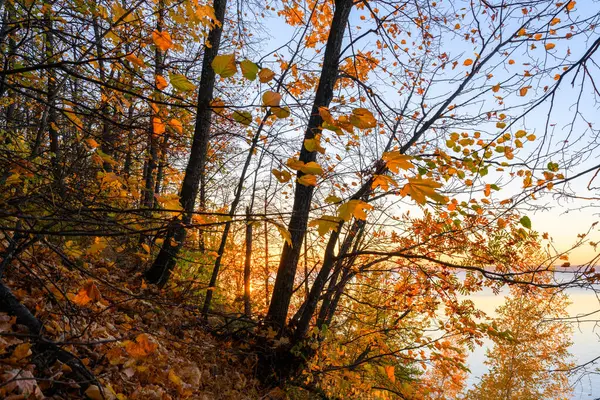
[
  {"x1": 496, "y1": 122, "x2": 506, "y2": 129},
  {"x1": 85, "y1": 385, "x2": 104, "y2": 400},
  {"x1": 258, "y1": 68, "x2": 275, "y2": 83},
  {"x1": 309, "y1": 216, "x2": 342, "y2": 236},
  {"x1": 155, "y1": 75, "x2": 168, "y2": 90},
  {"x1": 325, "y1": 195, "x2": 342, "y2": 204},
  {"x1": 382, "y1": 152, "x2": 414, "y2": 173},
  {"x1": 275, "y1": 223, "x2": 292, "y2": 246},
  {"x1": 286, "y1": 158, "x2": 305, "y2": 171},
  {"x1": 337, "y1": 200, "x2": 373, "y2": 222},
  {"x1": 304, "y1": 134, "x2": 326, "y2": 154},
  {"x1": 262, "y1": 90, "x2": 282, "y2": 107},
  {"x1": 211, "y1": 54, "x2": 237, "y2": 78},
  {"x1": 12, "y1": 343, "x2": 32, "y2": 360},
  {"x1": 168, "y1": 119, "x2": 183, "y2": 134},
  {"x1": 86, "y1": 237, "x2": 108, "y2": 255},
  {"x1": 168, "y1": 369, "x2": 183, "y2": 387},
  {"x1": 211, "y1": 99, "x2": 226, "y2": 115},
  {"x1": 371, "y1": 175, "x2": 397, "y2": 191},
  {"x1": 349, "y1": 108, "x2": 376, "y2": 129},
  {"x1": 401, "y1": 177, "x2": 446, "y2": 205},
  {"x1": 515, "y1": 129, "x2": 527, "y2": 138},
  {"x1": 545, "y1": 43, "x2": 556, "y2": 50},
  {"x1": 5, "y1": 173, "x2": 21, "y2": 185},
  {"x1": 272, "y1": 169, "x2": 291, "y2": 183},
  {"x1": 152, "y1": 30, "x2": 173, "y2": 51},
  {"x1": 155, "y1": 193, "x2": 183, "y2": 211},
  {"x1": 298, "y1": 174, "x2": 317, "y2": 186},
  {"x1": 300, "y1": 161, "x2": 323, "y2": 175}
]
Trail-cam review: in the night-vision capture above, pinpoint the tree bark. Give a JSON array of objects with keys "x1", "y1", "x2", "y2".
[
  {"x1": 243, "y1": 207, "x2": 252, "y2": 316},
  {"x1": 145, "y1": 0, "x2": 227, "y2": 286},
  {"x1": 142, "y1": 0, "x2": 165, "y2": 208},
  {"x1": 266, "y1": 0, "x2": 353, "y2": 330}
]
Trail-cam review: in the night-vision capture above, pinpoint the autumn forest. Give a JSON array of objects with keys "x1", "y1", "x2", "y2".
[{"x1": 1, "y1": 0, "x2": 600, "y2": 398}]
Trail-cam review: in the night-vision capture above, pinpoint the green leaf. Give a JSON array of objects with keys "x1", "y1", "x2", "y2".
[
  {"x1": 272, "y1": 106, "x2": 290, "y2": 119},
  {"x1": 240, "y1": 59, "x2": 259, "y2": 81},
  {"x1": 232, "y1": 110, "x2": 252, "y2": 125},
  {"x1": 519, "y1": 216, "x2": 532, "y2": 229},
  {"x1": 168, "y1": 73, "x2": 196, "y2": 92},
  {"x1": 212, "y1": 54, "x2": 237, "y2": 78}
]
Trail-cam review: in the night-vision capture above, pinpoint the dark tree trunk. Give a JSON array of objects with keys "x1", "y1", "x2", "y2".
[
  {"x1": 142, "y1": 1, "x2": 165, "y2": 208},
  {"x1": 145, "y1": 0, "x2": 227, "y2": 286},
  {"x1": 266, "y1": 0, "x2": 353, "y2": 330}
]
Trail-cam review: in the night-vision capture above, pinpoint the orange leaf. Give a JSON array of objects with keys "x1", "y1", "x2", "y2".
[
  {"x1": 153, "y1": 117, "x2": 165, "y2": 135},
  {"x1": 155, "y1": 75, "x2": 168, "y2": 90},
  {"x1": 169, "y1": 118, "x2": 183, "y2": 134},
  {"x1": 519, "y1": 86, "x2": 529, "y2": 96},
  {"x1": 297, "y1": 174, "x2": 317, "y2": 186},
  {"x1": 124, "y1": 333, "x2": 158, "y2": 358},
  {"x1": 545, "y1": 43, "x2": 556, "y2": 50},
  {"x1": 463, "y1": 58, "x2": 473, "y2": 66},
  {"x1": 258, "y1": 68, "x2": 275, "y2": 83},
  {"x1": 152, "y1": 30, "x2": 173, "y2": 52},
  {"x1": 262, "y1": 91, "x2": 282, "y2": 107}
]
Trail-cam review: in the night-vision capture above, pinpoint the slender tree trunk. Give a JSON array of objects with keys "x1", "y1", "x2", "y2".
[
  {"x1": 266, "y1": 0, "x2": 353, "y2": 330},
  {"x1": 45, "y1": 6, "x2": 61, "y2": 188},
  {"x1": 243, "y1": 207, "x2": 252, "y2": 316},
  {"x1": 93, "y1": 16, "x2": 114, "y2": 171},
  {"x1": 264, "y1": 197, "x2": 270, "y2": 307},
  {"x1": 142, "y1": 0, "x2": 165, "y2": 208},
  {"x1": 145, "y1": 0, "x2": 227, "y2": 286},
  {"x1": 155, "y1": 134, "x2": 168, "y2": 195}
]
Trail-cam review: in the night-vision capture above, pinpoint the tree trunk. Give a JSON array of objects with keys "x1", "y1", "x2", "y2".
[
  {"x1": 93, "y1": 16, "x2": 114, "y2": 172},
  {"x1": 243, "y1": 207, "x2": 252, "y2": 316},
  {"x1": 142, "y1": 0, "x2": 165, "y2": 208},
  {"x1": 145, "y1": 0, "x2": 227, "y2": 286},
  {"x1": 266, "y1": 0, "x2": 353, "y2": 330}
]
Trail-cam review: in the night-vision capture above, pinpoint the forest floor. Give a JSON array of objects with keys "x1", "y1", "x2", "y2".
[{"x1": 0, "y1": 245, "x2": 288, "y2": 399}]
